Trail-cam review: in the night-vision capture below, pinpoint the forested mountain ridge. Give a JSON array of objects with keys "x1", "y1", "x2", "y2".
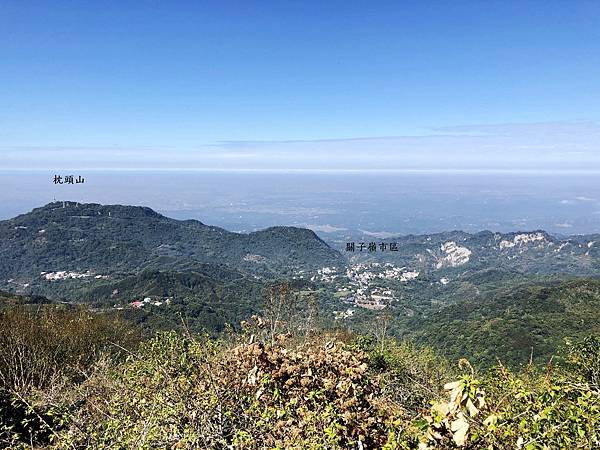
[
  {"x1": 348, "y1": 229, "x2": 600, "y2": 276},
  {"x1": 4, "y1": 202, "x2": 600, "y2": 291},
  {"x1": 0, "y1": 201, "x2": 344, "y2": 285}
]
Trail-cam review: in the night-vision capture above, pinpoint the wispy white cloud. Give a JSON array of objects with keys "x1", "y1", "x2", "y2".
[{"x1": 1, "y1": 121, "x2": 599, "y2": 171}]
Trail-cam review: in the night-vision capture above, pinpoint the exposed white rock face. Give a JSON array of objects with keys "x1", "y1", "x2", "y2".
[
  {"x1": 500, "y1": 232, "x2": 548, "y2": 249},
  {"x1": 398, "y1": 270, "x2": 420, "y2": 282},
  {"x1": 435, "y1": 242, "x2": 472, "y2": 269},
  {"x1": 554, "y1": 242, "x2": 568, "y2": 253}
]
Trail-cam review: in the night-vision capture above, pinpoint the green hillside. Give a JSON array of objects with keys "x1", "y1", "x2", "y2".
[
  {"x1": 0, "y1": 201, "x2": 344, "y2": 284},
  {"x1": 407, "y1": 278, "x2": 600, "y2": 367}
]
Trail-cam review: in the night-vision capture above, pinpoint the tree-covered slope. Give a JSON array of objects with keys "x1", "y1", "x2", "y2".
[
  {"x1": 0, "y1": 201, "x2": 344, "y2": 283},
  {"x1": 407, "y1": 278, "x2": 600, "y2": 367}
]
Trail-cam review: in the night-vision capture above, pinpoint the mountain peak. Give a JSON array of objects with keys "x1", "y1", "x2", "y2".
[
  {"x1": 0, "y1": 202, "x2": 344, "y2": 282},
  {"x1": 30, "y1": 201, "x2": 165, "y2": 220}
]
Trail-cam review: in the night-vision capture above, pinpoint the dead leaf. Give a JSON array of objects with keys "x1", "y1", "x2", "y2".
[{"x1": 450, "y1": 415, "x2": 469, "y2": 446}]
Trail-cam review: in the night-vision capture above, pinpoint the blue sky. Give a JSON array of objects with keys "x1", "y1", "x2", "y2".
[{"x1": 1, "y1": 1, "x2": 599, "y2": 170}]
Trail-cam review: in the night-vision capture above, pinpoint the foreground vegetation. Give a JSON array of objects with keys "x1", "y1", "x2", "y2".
[{"x1": 0, "y1": 306, "x2": 599, "y2": 449}]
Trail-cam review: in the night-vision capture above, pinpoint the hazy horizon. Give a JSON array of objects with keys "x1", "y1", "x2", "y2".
[{"x1": 2, "y1": 170, "x2": 600, "y2": 239}]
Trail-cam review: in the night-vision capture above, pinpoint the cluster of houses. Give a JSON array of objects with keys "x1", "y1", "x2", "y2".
[
  {"x1": 41, "y1": 270, "x2": 109, "y2": 281},
  {"x1": 333, "y1": 308, "x2": 355, "y2": 320},
  {"x1": 110, "y1": 297, "x2": 172, "y2": 310},
  {"x1": 127, "y1": 297, "x2": 171, "y2": 308},
  {"x1": 310, "y1": 266, "x2": 339, "y2": 283},
  {"x1": 354, "y1": 286, "x2": 394, "y2": 310},
  {"x1": 346, "y1": 262, "x2": 420, "y2": 285},
  {"x1": 313, "y1": 262, "x2": 422, "y2": 316}
]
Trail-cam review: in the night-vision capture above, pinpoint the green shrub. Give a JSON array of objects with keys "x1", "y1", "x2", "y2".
[
  {"x1": 567, "y1": 335, "x2": 600, "y2": 386},
  {"x1": 0, "y1": 306, "x2": 141, "y2": 447},
  {"x1": 2, "y1": 306, "x2": 599, "y2": 449},
  {"x1": 60, "y1": 331, "x2": 401, "y2": 449},
  {"x1": 386, "y1": 358, "x2": 600, "y2": 449}
]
